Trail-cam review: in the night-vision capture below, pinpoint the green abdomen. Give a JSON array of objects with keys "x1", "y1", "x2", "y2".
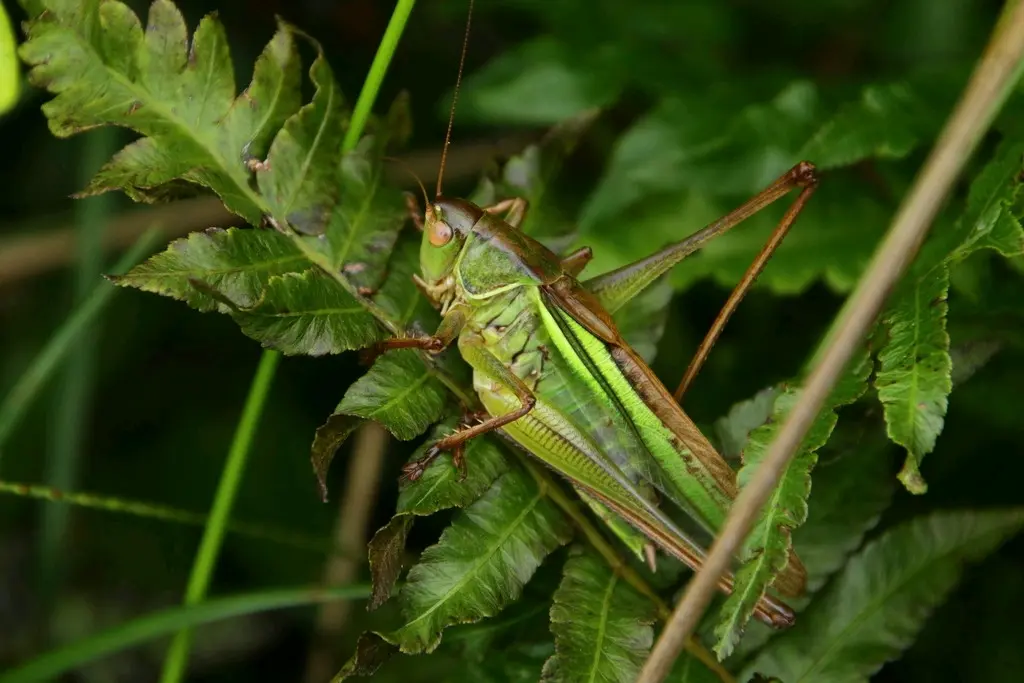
[{"x1": 460, "y1": 287, "x2": 728, "y2": 538}]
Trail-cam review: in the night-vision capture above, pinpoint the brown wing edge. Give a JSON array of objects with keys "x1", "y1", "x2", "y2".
[{"x1": 544, "y1": 276, "x2": 808, "y2": 598}]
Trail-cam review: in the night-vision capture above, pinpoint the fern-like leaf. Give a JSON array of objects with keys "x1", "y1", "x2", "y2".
[
  {"x1": 20, "y1": 0, "x2": 300, "y2": 221},
  {"x1": 389, "y1": 467, "x2": 573, "y2": 653},
  {"x1": 875, "y1": 139, "x2": 1024, "y2": 492},
  {"x1": 367, "y1": 429, "x2": 510, "y2": 609},
  {"x1": 107, "y1": 227, "x2": 305, "y2": 312},
  {"x1": 334, "y1": 350, "x2": 447, "y2": 441},
  {"x1": 750, "y1": 509, "x2": 1024, "y2": 682},
  {"x1": 875, "y1": 267, "x2": 951, "y2": 493},
  {"x1": 233, "y1": 268, "x2": 385, "y2": 356},
  {"x1": 712, "y1": 352, "x2": 871, "y2": 658},
  {"x1": 540, "y1": 546, "x2": 656, "y2": 683}
]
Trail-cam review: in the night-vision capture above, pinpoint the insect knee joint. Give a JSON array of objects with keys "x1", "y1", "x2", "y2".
[{"x1": 793, "y1": 161, "x2": 819, "y2": 187}]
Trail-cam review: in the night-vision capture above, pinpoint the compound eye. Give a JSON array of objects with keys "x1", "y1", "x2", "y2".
[{"x1": 429, "y1": 220, "x2": 453, "y2": 246}]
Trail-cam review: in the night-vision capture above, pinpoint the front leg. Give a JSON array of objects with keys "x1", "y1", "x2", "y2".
[
  {"x1": 363, "y1": 304, "x2": 469, "y2": 362},
  {"x1": 402, "y1": 337, "x2": 538, "y2": 480}
]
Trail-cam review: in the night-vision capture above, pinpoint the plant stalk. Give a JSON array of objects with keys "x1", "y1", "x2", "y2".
[{"x1": 637, "y1": 3, "x2": 1024, "y2": 681}]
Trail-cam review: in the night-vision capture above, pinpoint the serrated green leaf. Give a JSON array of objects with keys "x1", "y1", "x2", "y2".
[
  {"x1": 713, "y1": 387, "x2": 780, "y2": 462},
  {"x1": 456, "y1": 37, "x2": 623, "y2": 126},
  {"x1": 251, "y1": 49, "x2": 405, "y2": 285},
  {"x1": 873, "y1": 139, "x2": 1024, "y2": 493},
  {"x1": 231, "y1": 268, "x2": 385, "y2": 356},
  {"x1": 368, "y1": 430, "x2": 510, "y2": 609},
  {"x1": 335, "y1": 350, "x2": 447, "y2": 441},
  {"x1": 333, "y1": 632, "x2": 397, "y2": 682},
  {"x1": 256, "y1": 46, "x2": 342, "y2": 236},
  {"x1": 793, "y1": 432, "x2": 896, "y2": 592},
  {"x1": 713, "y1": 353, "x2": 870, "y2": 658},
  {"x1": 108, "y1": 227, "x2": 306, "y2": 312},
  {"x1": 750, "y1": 509, "x2": 1024, "y2": 683},
  {"x1": 875, "y1": 266, "x2": 951, "y2": 494},
  {"x1": 397, "y1": 432, "x2": 510, "y2": 516},
  {"x1": 389, "y1": 468, "x2": 573, "y2": 653},
  {"x1": 718, "y1": 418, "x2": 897, "y2": 663},
  {"x1": 540, "y1": 546, "x2": 655, "y2": 683},
  {"x1": 322, "y1": 140, "x2": 408, "y2": 291},
  {"x1": 799, "y1": 80, "x2": 952, "y2": 169},
  {"x1": 927, "y1": 138, "x2": 1024, "y2": 267},
  {"x1": 310, "y1": 413, "x2": 364, "y2": 501},
  {"x1": 19, "y1": 1, "x2": 301, "y2": 222}
]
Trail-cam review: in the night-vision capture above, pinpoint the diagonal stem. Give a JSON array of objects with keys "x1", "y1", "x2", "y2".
[
  {"x1": 637, "y1": 2, "x2": 1024, "y2": 681},
  {"x1": 157, "y1": 350, "x2": 280, "y2": 683},
  {"x1": 40, "y1": 127, "x2": 119, "y2": 636}
]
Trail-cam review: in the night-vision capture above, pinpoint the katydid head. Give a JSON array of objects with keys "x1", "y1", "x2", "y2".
[{"x1": 418, "y1": 197, "x2": 482, "y2": 293}]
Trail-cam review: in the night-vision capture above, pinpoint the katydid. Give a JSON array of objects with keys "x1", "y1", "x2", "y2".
[{"x1": 381, "y1": 4, "x2": 819, "y2": 629}]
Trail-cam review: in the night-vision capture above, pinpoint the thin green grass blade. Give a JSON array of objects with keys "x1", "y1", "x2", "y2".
[
  {"x1": 41, "y1": 126, "x2": 120, "y2": 624},
  {"x1": 157, "y1": 349, "x2": 280, "y2": 683},
  {"x1": 0, "y1": 479, "x2": 335, "y2": 554},
  {"x1": 0, "y1": 228, "x2": 162, "y2": 458},
  {"x1": 0, "y1": 584, "x2": 371, "y2": 683}
]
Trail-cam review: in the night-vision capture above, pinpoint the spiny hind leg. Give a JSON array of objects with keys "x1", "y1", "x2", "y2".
[
  {"x1": 400, "y1": 409, "x2": 488, "y2": 482},
  {"x1": 403, "y1": 337, "x2": 536, "y2": 480},
  {"x1": 674, "y1": 162, "x2": 819, "y2": 401}
]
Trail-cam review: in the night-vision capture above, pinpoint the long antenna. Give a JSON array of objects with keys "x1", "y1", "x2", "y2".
[{"x1": 436, "y1": 0, "x2": 474, "y2": 198}]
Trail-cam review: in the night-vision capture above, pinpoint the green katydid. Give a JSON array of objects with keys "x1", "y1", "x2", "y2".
[{"x1": 379, "y1": 5, "x2": 819, "y2": 629}]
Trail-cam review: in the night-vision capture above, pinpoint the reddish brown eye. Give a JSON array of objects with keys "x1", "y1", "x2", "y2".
[{"x1": 429, "y1": 221, "x2": 453, "y2": 246}]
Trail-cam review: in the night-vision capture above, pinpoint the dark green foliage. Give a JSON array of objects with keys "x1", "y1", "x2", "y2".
[
  {"x1": 389, "y1": 467, "x2": 573, "y2": 653},
  {"x1": 9, "y1": 0, "x2": 1024, "y2": 681},
  {"x1": 334, "y1": 350, "x2": 447, "y2": 441},
  {"x1": 541, "y1": 546, "x2": 656, "y2": 683},
  {"x1": 876, "y1": 138, "x2": 1024, "y2": 492},
  {"x1": 713, "y1": 352, "x2": 872, "y2": 658},
  {"x1": 107, "y1": 227, "x2": 306, "y2": 312},
  {"x1": 749, "y1": 510, "x2": 1024, "y2": 682},
  {"x1": 367, "y1": 427, "x2": 509, "y2": 608}
]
